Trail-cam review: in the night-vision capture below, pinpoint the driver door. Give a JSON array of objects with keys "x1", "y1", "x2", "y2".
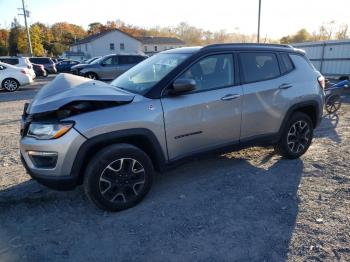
[{"x1": 161, "y1": 53, "x2": 243, "y2": 160}]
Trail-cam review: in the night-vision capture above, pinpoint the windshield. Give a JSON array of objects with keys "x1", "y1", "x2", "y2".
[
  {"x1": 91, "y1": 56, "x2": 105, "y2": 64},
  {"x1": 110, "y1": 53, "x2": 190, "y2": 94},
  {"x1": 85, "y1": 57, "x2": 99, "y2": 64}
]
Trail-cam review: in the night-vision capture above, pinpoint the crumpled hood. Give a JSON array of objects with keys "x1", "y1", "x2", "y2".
[{"x1": 27, "y1": 73, "x2": 135, "y2": 114}]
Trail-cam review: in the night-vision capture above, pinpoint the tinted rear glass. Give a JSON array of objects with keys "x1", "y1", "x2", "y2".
[
  {"x1": 118, "y1": 56, "x2": 144, "y2": 64},
  {"x1": 0, "y1": 58, "x2": 18, "y2": 65},
  {"x1": 280, "y1": 53, "x2": 294, "y2": 74},
  {"x1": 29, "y1": 58, "x2": 52, "y2": 64},
  {"x1": 240, "y1": 52, "x2": 280, "y2": 83}
]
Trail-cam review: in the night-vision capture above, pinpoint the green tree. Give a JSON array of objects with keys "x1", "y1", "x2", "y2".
[
  {"x1": 292, "y1": 29, "x2": 311, "y2": 43},
  {"x1": 50, "y1": 43, "x2": 66, "y2": 56},
  {"x1": 88, "y1": 22, "x2": 104, "y2": 35},
  {"x1": 8, "y1": 18, "x2": 23, "y2": 55},
  {"x1": 30, "y1": 24, "x2": 45, "y2": 56}
]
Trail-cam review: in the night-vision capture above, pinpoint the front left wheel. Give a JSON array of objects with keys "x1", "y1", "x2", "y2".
[{"x1": 84, "y1": 144, "x2": 154, "y2": 211}]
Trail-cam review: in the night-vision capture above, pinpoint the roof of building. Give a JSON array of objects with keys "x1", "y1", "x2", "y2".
[
  {"x1": 138, "y1": 36, "x2": 185, "y2": 45},
  {"x1": 70, "y1": 29, "x2": 141, "y2": 46}
]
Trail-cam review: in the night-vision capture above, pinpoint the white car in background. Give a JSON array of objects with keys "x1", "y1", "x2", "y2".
[
  {"x1": 0, "y1": 62, "x2": 33, "y2": 92},
  {"x1": 0, "y1": 56, "x2": 36, "y2": 80}
]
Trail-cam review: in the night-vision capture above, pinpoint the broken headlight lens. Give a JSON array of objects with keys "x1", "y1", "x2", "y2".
[{"x1": 27, "y1": 122, "x2": 74, "y2": 140}]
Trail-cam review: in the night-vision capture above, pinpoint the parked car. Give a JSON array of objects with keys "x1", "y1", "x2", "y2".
[
  {"x1": 70, "y1": 56, "x2": 101, "y2": 75},
  {"x1": 32, "y1": 63, "x2": 47, "y2": 77},
  {"x1": 0, "y1": 56, "x2": 36, "y2": 79},
  {"x1": 20, "y1": 44, "x2": 325, "y2": 211},
  {"x1": 28, "y1": 57, "x2": 57, "y2": 74},
  {"x1": 72, "y1": 54, "x2": 147, "y2": 80},
  {"x1": 0, "y1": 62, "x2": 33, "y2": 91},
  {"x1": 83, "y1": 56, "x2": 101, "y2": 64},
  {"x1": 55, "y1": 60, "x2": 80, "y2": 73}
]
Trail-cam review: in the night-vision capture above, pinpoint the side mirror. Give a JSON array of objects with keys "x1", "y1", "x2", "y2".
[{"x1": 169, "y1": 78, "x2": 196, "y2": 95}]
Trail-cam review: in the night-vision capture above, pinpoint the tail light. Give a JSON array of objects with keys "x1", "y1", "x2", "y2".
[
  {"x1": 318, "y1": 75, "x2": 325, "y2": 89},
  {"x1": 21, "y1": 69, "x2": 28, "y2": 74},
  {"x1": 27, "y1": 65, "x2": 32, "y2": 69}
]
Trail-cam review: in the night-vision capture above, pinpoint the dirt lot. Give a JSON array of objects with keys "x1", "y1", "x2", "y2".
[{"x1": 0, "y1": 79, "x2": 349, "y2": 262}]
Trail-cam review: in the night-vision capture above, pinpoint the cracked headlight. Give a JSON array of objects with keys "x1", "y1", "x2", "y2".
[{"x1": 27, "y1": 122, "x2": 74, "y2": 140}]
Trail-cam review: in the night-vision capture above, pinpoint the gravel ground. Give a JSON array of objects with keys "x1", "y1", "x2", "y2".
[{"x1": 0, "y1": 78, "x2": 349, "y2": 262}]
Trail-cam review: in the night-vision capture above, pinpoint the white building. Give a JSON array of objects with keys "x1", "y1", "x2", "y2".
[
  {"x1": 138, "y1": 36, "x2": 185, "y2": 55},
  {"x1": 69, "y1": 30, "x2": 186, "y2": 59},
  {"x1": 69, "y1": 29, "x2": 143, "y2": 59}
]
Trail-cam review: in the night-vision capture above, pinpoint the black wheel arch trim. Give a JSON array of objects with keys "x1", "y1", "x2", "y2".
[
  {"x1": 70, "y1": 128, "x2": 167, "y2": 185},
  {"x1": 279, "y1": 100, "x2": 321, "y2": 137}
]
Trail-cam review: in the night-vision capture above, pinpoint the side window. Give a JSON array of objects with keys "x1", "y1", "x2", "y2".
[
  {"x1": 179, "y1": 54, "x2": 234, "y2": 92},
  {"x1": 103, "y1": 56, "x2": 117, "y2": 65},
  {"x1": 1, "y1": 58, "x2": 17, "y2": 65},
  {"x1": 240, "y1": 52, "x2": 280, "y2": 83},
  {"x1": 118, "y1": 56, "x2": 129, "y2": 64},
  {"x1": 280, "y1": 53, "x2": 294, "y2": 74}
]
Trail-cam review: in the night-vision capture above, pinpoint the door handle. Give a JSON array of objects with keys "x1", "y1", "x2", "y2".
[
  {"x1": 221, "y1": 94, "x2": 241, "y2": 101},
  {"x1": 278, "y1": 83, "x2": 293, "y2": 89}
]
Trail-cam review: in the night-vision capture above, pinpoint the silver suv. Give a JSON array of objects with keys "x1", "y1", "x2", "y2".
[{"x1": 20, "y1": 44, "x2": 325, "y2": 211}]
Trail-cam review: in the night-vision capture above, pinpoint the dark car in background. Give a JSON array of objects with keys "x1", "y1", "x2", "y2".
[
  {"x1": 72, "y1": 54, "x2": 147, "y2": 80},
  {"x1": 29, "y1": 57, "x2": 57, "y2": 74},
  {"x1": 55, "y1": 60, "x2": 80, "y2": 73},
  {"x1": 31, "y1": 63, "x2": 47, "y2": 77}
]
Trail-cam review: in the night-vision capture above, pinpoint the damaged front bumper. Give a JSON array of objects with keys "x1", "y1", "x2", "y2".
[{"x1": 20, "y1": 128, "x2": 86, "y2": 190}]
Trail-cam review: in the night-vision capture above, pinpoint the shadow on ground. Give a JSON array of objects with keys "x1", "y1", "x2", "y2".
[
  {"x1": 0, "y1": 152, "x2": 303, "y2": 261},
  {"x1": 315, "y1": 113, "x2": 341, "y2": 143}
]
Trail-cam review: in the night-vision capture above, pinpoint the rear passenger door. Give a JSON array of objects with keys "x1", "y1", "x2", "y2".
[
  {"x1": 115, "y1": 56, "x2": 138, "y2": 77},
  {"x1": 239, "y1": 52, "x2": 295, "y2": 140}
]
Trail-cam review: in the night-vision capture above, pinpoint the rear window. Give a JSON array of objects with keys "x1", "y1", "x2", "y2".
[
  {"x1": 280, "y1": 53, "x2": 294, "y2": 74},
  {"x1": 29, "y1": 57, "x2": 52, "y2": 64},
  {"x1": 0, "y1": 58, "x2": 18, "y2": 65},
  {"x1": 118, "y1": 56, "x2": 144, "y2": 65},
  {"x1": 239, "y1": 52, "x2": 280, "y2": 83}
]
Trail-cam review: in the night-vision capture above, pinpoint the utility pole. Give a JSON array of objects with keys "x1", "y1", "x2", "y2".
[
  {"x1": 19, "y1": 0, "x2": 33, "y2": 56},
  {"x1": 257, "y1": 0, "x2": 261, "y2": 43}
]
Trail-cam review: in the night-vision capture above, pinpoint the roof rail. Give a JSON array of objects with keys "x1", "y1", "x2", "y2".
[{"x1": 203, "y1": 43, "x2": 293, "y2": 49}]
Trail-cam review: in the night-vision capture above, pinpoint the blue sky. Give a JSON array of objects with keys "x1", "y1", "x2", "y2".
[{"x1": 0, "y1": 0, "x2": 349, "y2": 39}]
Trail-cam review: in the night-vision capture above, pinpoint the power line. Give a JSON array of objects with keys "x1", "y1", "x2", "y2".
[{"x1": 18, "y1": 0, "x2": 33, "y2": 56}]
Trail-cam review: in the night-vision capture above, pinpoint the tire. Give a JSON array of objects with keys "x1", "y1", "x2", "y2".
[
  {"x1": 84, "y1": 144, "x2": 154, "y2": 211},
  {"x1": 274, "y1": 112, "x2": 314, "y2": 159},
  {"x1": 85, "y1": 72, "x2": 98, "y2": 80},
  {"x1": 2, "y1": 78, "x2": 19, "y2": 92}
]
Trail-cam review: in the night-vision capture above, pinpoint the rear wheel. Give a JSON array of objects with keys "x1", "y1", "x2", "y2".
[
  {"x1": 275, "y1": 112, "x2": 313, "y2": 159},
  {"x1": 2, "y1": 78, "x2": 19, "y2": 92},
  {"x1": 85, "y1": 72, "x2": 98, "y2": 80},
  {"x1": 84, "y1": 144, "x2": 153, "y2": 211}
]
